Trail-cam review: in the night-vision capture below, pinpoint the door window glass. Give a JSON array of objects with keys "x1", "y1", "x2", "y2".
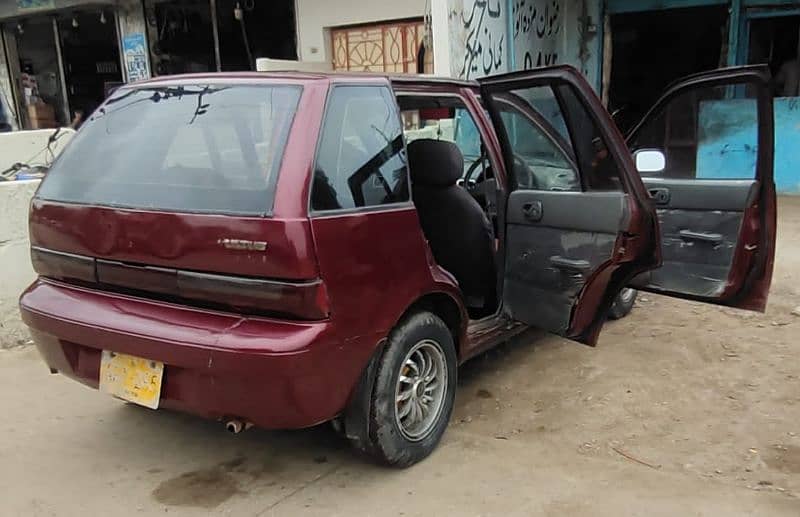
[
  {"x1": 37, "y1": 85, "x2": 300, "y2": 215},
  {"x1": 496, "y1": 102, "x2": 578, "y2": 191},
  {"x1": 630, "y1": 84, "x2": 759, "y2": 180},
  {"x1": 312, "y1": 86, "x2": 409, "y2": 211},
  {"x1": 487, "y1": 84, "x2": 624, "y2": 191}
]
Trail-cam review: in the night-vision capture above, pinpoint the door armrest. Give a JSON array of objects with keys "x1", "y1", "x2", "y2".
[
  {"x1": 550, "y1": 256, "x2": 591, "y2": 272},
  {"x1": 679, "y1": 230, "x2": 723, "y2": 244}
]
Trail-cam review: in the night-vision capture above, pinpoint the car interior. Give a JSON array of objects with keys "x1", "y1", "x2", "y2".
[{"x1": 398, "y1": 96, "x2": 499, "y2": 319}]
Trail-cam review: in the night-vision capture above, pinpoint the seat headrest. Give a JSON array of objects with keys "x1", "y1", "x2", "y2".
[{"x1": 407, "y1": 139, "x2": 464, "y2": 188}]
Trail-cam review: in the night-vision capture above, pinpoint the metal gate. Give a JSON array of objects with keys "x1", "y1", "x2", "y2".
[{"x1": 331, "y1": 19, "x2": 432, "y2": 74}]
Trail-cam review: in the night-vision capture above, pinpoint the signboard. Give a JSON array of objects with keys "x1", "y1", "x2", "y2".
[
  {"x1": 513, "y1": 0, "x2": 564, "y2": 70},
  {"x1": 122, "y1": 33, "x2": 150, "y2": 83}
]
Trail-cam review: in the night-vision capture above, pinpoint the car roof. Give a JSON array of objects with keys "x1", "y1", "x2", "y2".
[{"x1": 126, "y1": 70, "x2": 479, "y2": 89}]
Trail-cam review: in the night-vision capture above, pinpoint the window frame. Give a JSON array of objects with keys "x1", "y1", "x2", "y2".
[
  {"x1": 491, "y1": 93, "x2": 580, "y2": 190},
  {"x1": 481, "y1": 74, "x2": 636, "y2": 196},
  {"x1": 394, "y1": 90, "x2": 505, "y2": 186},
  {"x1": 308, "y1": 83, "x2": 414, "y2": 217}
]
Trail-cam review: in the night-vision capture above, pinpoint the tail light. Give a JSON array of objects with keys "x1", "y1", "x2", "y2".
[{"x1": 31, "y1": 247, "x2": 331, "y2": 320}]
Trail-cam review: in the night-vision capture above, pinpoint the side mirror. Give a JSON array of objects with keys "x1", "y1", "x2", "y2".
[{"x1": 634, "y1": 149, "x2": 666, "y2": 174}]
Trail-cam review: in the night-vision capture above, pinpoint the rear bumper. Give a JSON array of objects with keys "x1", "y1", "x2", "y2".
[{"x1": 20, "y1": 279, "x2": 375, "y2": 429}]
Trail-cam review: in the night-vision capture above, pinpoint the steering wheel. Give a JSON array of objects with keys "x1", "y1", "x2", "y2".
[
  {"x1": 462, "y1": 153, "x2": 538, "y2": 190},
  {"x1": 462, "y1": 155, "x2": 488, "y2": 190}
]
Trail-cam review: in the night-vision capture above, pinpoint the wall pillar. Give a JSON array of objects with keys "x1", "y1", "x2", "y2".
[
  {"x1": 431, "y1": 0, "x2": 452, "y2": 76},
  {"x1": 116, "y1": 0, "x2": 150, "y2": 81},
  {"x1": 0, "y1": 30, "x2": 18, "y2": 129}
]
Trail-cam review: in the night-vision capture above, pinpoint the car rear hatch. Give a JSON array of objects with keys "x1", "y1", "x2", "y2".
[{"x1": 29, "y1": 80, "x2": 328, "y2": 320}]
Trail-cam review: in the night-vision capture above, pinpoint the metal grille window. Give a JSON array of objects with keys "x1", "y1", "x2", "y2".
[{"x1": 331, "y1": 20, "x2": 433, "y2": 74}]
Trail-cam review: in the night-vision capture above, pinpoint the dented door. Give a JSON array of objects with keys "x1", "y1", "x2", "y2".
[
  {"x1": 480, "y1": 67, "x2": 658, "y2": 345},
  {"x1": 627, "y1": 66, "x2": 776, "y2": 311}
]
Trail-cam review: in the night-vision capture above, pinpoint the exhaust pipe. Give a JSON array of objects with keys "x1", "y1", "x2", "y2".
[{"x1": 225, "y1": 419, "x2": 253, "y2": 434}]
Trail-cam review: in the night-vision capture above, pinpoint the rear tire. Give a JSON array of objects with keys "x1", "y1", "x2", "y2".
[
  {"x1": 348, "y1": 311, "x2": 457, "y2": 468},
  {"x1": 609, "y1": 287, "x2": 638, "y2": 320}
]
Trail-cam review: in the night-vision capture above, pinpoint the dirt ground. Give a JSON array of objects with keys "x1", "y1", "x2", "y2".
[{"x1": 2, "y1": 198, "x2": 800, "y2": 516}]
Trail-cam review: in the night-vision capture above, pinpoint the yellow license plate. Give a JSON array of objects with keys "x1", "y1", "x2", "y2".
[{"x1": 99, "y1": 351, "x2": 164, "y2": 409}]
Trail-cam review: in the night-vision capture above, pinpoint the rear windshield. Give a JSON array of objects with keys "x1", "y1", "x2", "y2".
[{"x1": 37, "y1": 84, "x2": 301, "y2": 215}]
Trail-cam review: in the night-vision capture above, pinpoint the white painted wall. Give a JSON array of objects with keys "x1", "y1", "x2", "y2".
[
  {"x1": 0, "y1": 180, "x2": 39, "y2": 348},
  {"x1": 431, "y1": 0, "x2": 452, "y2": 76},
  {"x1": 295, "y1": 0, "x2": 428, "y2": 64},
  {"x1": 447, "y1": 0, "x2": 602, "y2": 85},
  {"x1": 0, "y1": 128, "x2": 75, "y2": 173},
  {"x1": 255, "y1": 58, "x2": 331, "y2": 72}
]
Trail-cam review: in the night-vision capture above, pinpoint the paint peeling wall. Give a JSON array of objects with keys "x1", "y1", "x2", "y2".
[
  {"x1": 697, "y1": 97, "x2": 800, "y2": 193},
  {"x1": 448, "y1": 0, "x2": 601, "y2": 85},
  {"x1": 0, "y1": 180, "x2": 39, "y2": 348}
]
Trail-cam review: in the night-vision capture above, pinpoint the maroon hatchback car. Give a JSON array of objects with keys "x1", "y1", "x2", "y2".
[{"x1": 20, "y1": 65, "x2": 776, "y2": 467}]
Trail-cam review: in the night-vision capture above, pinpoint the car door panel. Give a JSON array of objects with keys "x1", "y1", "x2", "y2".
[
  {"x1": 632, "y1": 179, "x2": 757, "y2": 297},
  {"x1": 505, "y1": 190, "x2": 630, "y2": 334},
  {"x1": 480, "y1": 66, "x2": 657, "y2": 345},
  {"x1": 627, "y1": 66, "x2": 775, "y2": 310}
]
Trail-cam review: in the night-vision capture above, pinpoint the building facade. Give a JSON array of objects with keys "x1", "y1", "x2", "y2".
[{"x1": 0, "y1": 0, "x2": 797, "y2": 189}]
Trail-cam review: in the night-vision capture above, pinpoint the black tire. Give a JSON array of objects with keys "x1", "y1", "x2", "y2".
[
  {"x1": 348, "y1": 311, "x2": 457, "y2": 468},
  {"x1": 609, "y1": 287, "x2": 638, "y2": 320}
]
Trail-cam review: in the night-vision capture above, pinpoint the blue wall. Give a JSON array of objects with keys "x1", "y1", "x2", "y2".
[{"x1": 697, "y1": 97, "x2": 800, "y2": 192}]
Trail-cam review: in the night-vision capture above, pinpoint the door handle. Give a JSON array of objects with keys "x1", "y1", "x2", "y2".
[
  {"x1": 648, "y1": 188, "x2": 670, "y2": 205},
  {"x1": 679, "y1": 230, "x2": 723, "y2": 244},
  {"x1": 522, "y1": 201, "x2": 543, "y2": 222},
  {"x1": 550, "y1": 256, "x2": 591, "y2": 272}
]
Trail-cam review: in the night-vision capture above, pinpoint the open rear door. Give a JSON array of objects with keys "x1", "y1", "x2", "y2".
[
  {"x1": 480, "y1": 67, "x2": 658, "y2": 345},
  {"x1": 627, "y1": 66, "x2": 776, "y2": 311}
]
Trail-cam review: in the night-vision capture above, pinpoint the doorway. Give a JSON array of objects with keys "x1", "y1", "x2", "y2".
[
  {"x1": 58, "y1": 10, "x2": 123, "y2": 124},
  {"x1": 145, "y1": 0, "x2": 216, "y2": 75},
  {"x1": 747, "y1": 14, "x2": 800, "y2": 97},
  {"x1": 608, "y1": 6, "x2": 728, "y2": 133},
  {"x1": 144, "y1": 0, "x2": 297, "y2": 75},
  {"x1": 13, "y1": 17, "x2": 67, "y2": 128},
  {"x1": 215, "y1": 0, "x2": 297, "y2": 71}
]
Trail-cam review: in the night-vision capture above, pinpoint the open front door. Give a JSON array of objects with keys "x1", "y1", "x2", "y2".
[
  {"x1": 627, "y1": 66, "x2": 776, "y2": 311},
  {"x1": 480, "y1": 67, "x2": 658, "y2": 345}
]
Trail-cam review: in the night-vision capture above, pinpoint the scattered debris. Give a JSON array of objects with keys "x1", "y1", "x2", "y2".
[{"x1": 612, "y1": 447, "x2": 661, "y2": 470}]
